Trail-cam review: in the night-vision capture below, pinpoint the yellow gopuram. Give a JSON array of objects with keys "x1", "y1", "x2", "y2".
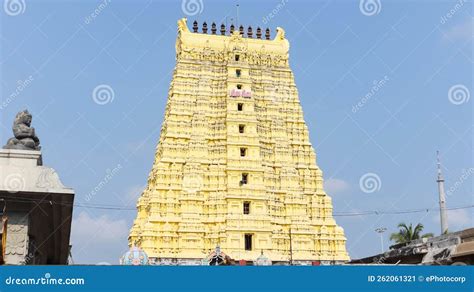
[{"x1": 129, "y1": 18, "x2": 350, "y2": 265}]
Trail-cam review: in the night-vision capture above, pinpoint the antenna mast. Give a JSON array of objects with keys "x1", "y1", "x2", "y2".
[
  {"x1": 437, "y1": 151, "x2": 449, "y2": 234},
  {"x1": 236, "y1": 4, "x2": 240, "y2": 28}
]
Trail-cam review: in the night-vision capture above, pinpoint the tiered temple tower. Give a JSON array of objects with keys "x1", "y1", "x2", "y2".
[{"x1": 129, "y1": 18, "x2": 349, "y2": 265}]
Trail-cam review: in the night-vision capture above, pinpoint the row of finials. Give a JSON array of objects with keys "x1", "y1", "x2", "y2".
[{"x1": 192, "y1": 21, "x2": 272, "y2": 40}]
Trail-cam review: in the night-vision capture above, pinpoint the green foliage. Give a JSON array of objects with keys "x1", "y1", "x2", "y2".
[{"x1": 389, "y1": 223, "x2": 434, "y2": 244}]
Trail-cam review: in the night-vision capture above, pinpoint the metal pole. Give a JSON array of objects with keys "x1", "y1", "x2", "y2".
[
  {"x1": 437, "y1": 151, "x2": 449, "y2": 234},
  {"x1": 375, "y1": 227, "x2": 387, "y2": 253},
  {"x1": 236, "y1": 4, "x2": 240, "y2": 28},
  {"x1": 380, "y1": 233, "x2": 383, "y2": 252}
]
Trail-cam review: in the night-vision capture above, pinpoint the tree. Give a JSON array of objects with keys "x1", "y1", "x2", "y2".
[{"x1": 389, "y1": 223, "x2": 434, "y2": 244}]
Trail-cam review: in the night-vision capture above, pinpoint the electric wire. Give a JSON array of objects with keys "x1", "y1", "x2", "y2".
[{"x1": 0, "y1": 197, "x2": 472, "y2": 217}]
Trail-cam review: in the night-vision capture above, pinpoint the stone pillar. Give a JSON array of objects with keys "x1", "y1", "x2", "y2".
[
  {"x1": 4, "y1": 212, "x2": 29, "y2": 265},
  {"x1": 0, "y1": 149, "x2": 74, "y2": 265}
]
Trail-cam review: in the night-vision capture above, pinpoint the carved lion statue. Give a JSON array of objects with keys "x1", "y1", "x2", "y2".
[{"x1": 3, "y1": 110, "x2": 41, "y2": 151}]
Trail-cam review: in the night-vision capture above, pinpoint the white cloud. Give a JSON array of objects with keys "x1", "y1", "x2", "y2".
[
  {"x1": 70, "y1": 211, "x2": 130, "y2": 264},
  {"x1": 324, "y1": 178, "x2": 350, "y2": 195},
  {"x1": 432, "y1": 209, "x2": 472, "y2": 232},
  {"x1": 447, "y1": 209, "x2": 472, "y2": 230},
  {"x1": 443, "y1": 18, "x2": 473, "y2": 41}
]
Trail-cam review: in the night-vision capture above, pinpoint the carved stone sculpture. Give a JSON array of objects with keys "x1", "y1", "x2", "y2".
[{"x1": 3, "y1": 110, "x2": 41, "y2": 151}]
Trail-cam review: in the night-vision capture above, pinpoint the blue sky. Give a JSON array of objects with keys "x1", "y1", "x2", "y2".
[{"x1": 0, "y1": 0, "x2": 472, "y2": 264}]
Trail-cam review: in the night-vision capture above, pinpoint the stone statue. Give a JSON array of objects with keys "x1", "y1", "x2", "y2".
[{"x1": 3, "y1": 110, "x2": 41, "y2": 151}]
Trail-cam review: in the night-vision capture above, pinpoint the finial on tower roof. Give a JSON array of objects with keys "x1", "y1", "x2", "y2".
[
  {"x1": 256, "y1": 27, "x2": 262, "y2": 39},
  {"x1": 220, "y1": 23, "x2": 225, "y2": 35},
  {"x1": 247, "y1": 26, "x2": 253, "y2": 38},
  {"x1": 185, "y1": 19, "x2": 283, "y2": 41},
  {"x1": 211, "y1": 22, "x2": 216, "y2": 34}
]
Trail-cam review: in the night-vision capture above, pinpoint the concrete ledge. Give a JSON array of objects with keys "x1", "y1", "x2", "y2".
[
  {"x1": 0, "y1": 149, "x2": 73, "y2": 194},
  {"x1": 0, "y1": 149, "x2": 42, "y2": 167}
]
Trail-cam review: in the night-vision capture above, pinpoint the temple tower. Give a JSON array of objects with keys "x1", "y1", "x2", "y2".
[{"x1": 129, "y1": 18, "x2": 349, "y2": 265}]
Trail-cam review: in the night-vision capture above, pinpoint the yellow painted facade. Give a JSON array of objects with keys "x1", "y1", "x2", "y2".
[{"x1": 129, "y1": 18, "x2": 349, "y2": 264}]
